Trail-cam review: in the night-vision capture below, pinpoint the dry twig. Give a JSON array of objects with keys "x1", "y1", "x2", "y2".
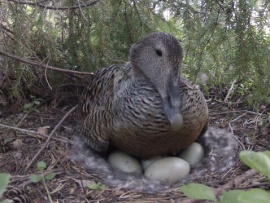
[
  {"x1": 224, "y1": 79, "x2": 236, "y2": 103},
  {"x1": 24, "y1": 105, "x2": 78, "y2": 173},
  {"x1": 0, "y1": 51, "x2": 93, "y2": 75},
  {"x1": 180, "y1": 169, "x2": 258, "y2": 203},
  {"x1": 0, "y1": 123, "x2": 71, "y2": 143},
  {"x1": 7, "y1": 0, "x2": 100, "y2": 10}
]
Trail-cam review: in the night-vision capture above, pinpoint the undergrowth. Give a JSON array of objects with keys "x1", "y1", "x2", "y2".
[{"x1": 180, "y1": 151, "x2": 270, "y2": 203}]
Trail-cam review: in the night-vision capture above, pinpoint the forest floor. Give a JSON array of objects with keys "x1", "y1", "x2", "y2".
[{"x1": 0, "y1": 86, "x2": 270, "y2": 203}]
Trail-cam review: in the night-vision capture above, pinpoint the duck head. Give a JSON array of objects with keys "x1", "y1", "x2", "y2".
[{"x1": 130, "y1": 32, "x2": 183, "y2": 131}]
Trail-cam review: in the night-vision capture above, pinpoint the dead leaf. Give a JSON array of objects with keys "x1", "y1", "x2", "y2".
[
  {"x1": 70, "y1": 187, "x2": 75, "y2": 194},
  {"x1": 73, "y1": 178, "x2": 96, "y2": 188},
  {"x1": 37, "y1": 127, "x2": 49, "y2": 135},
  {"x1": 12, "y1": 139, "x2": 23, "y2": 149}
]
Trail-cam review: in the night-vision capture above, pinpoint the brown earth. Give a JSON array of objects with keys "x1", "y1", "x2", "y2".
[{"x1": 0, "y1": 85, "x2": 270, "y2": 203}]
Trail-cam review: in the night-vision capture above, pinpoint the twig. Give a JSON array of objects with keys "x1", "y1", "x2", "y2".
[
  {"x1": 7, "y1": 0, "x2": 100, "y2": 10},
  {"x1": 0, "y1": 51, "x2": 93, "y2": 75},
  {"x1": 24, "y1": 105, "x2": 78, "y2": 173},
  {"x1": 238, "y1": 182, "x2": 270, "y2": 189},
  {"x1": 17, "y1": 171, "x2": 62, "y2": 188},
  {"x1": 44, "y1": 60, "x2": 53, "y2": 90},
  {"x1": 224, "y1": 79, "x2": 236, "y2": 103},
  {"x1": 211, "y1": 110, "x2": 265, "y2": 116},
  {"x1": 230, "y1": 113, "x2": 247, "y2": 123},
  {"x1": 0, "y1": 123, "x2": 38, "y2": 134},
  {"x1": 0, "y1": 123, "x2": 71, "y2": 143},
  {"x1": 214, "y1": 169, "x2": 257, "y2": 196},
  {"x1": 210, "y1": 110, "x2": 241, "y2": 116},
  {"x1": 180, "y1": 169, "x2": 258, "y2": 203},
  {"x1": 0, "y1": 23, "x2": 13, "y2": 34}
]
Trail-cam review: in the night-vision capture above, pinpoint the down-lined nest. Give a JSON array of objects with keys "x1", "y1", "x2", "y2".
[{"x1": 0, "y1": 89, "x2": 270, "y2": 202}]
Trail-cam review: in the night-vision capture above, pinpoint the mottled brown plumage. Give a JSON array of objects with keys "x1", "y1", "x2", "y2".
[{"x1": 78, "y1": 32, "x2": 208, "y2": 158}]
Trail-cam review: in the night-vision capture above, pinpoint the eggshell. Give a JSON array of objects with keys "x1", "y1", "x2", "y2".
[
  {"x1": 108, "y1": 150, "x2": 142, "y2": 174},
  {"x1": 141, "y1": 156, "x2": 162, "y2": 171},
  {"x1": 144, "y1": 157, "x2": 190, "y2": 184},
  {"x1": 179, "y1": 142, "x2": 204, "y2": 165}
]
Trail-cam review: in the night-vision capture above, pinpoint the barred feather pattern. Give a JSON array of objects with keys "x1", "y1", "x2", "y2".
[
  {"x1": 78, "y1": 62, "x2": 208, "y2": 158},
  {"x1": 75, "y1": 32, "x2": 238, "y2": 193}
]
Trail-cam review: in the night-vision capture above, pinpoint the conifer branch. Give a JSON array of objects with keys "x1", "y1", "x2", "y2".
[
  {"x1": 7, "y1": 0, "x2": 100, "y2": 10},
  {"x1": 0, "y1": 51, "x2": 93, "y2": 75}
]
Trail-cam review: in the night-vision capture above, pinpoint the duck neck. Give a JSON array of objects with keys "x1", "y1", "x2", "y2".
[{"x1": 132, "y1": 65, "x2": 149, "y2": 82}]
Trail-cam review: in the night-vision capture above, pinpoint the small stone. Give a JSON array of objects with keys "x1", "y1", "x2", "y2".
[
  {"x1": 108, "y1": 151, "x2": 142, "y2": 174},
  {"x1": 141, "y1": 156, "x2": 162, "y2": 171},
  {"x1": 144, "y1": 157, "x2": 190, "y2": 184},
  {"x1": 179, "y1": 142, "x2": 204, "y2": 165}
]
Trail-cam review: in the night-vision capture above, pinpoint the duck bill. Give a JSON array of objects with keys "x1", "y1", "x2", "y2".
[{"x1": 163, "y1": 75, "x2": 183, "y2": 131}]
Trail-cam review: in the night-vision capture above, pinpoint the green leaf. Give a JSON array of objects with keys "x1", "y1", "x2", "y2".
[
  {"x1": 87, "y1": 182, "x2": 106, "y2": 190},
  {"x1": 263, "y1": 151, "x2": 270, "y2": 158},
  {"x1": 23, "y1": 103, "x2": 32, "y2": 110},
  {"x1": 33, "y1": 108, "x2": 40, "y2": 113},
  {"x1": 88, "y1": 183, "x2": 99, "y2": 190},
  {"x1": 238, "y1": 189, "x2": 270, "y2": 203},
  {"x1": 29, "y1": 174, "x2": 42, "y2": 183},
  {"x1": 240, "y1": 151, "x2": 270, "y2": 179},
  {"x1": 220, "y1": 190, "x2": 245, "y2": 203},
  {"x1": 0, "y1": 173, "x2": 10, "y2": 198},
  {"x1": 37, "y1": 161, "x2": 46, "y2": 171},
  {"x1": 34, "y1": 100, "x2": 40, "y2": 105},
  {"x1": 180, "y1": 183, "x2": 217, "y2": 202},
  {"x1": 98, "y1": 184, "x2": 106, "y2": 190},
  {"x1": 45, "y1": 173, "x2": 56, "y2": 180},
  {"x1": 4, "y1": 137, "x2": 14, "y2": 143},
  {"x1": 1, "y1": 200, "x2": 13, "y2": 203}
]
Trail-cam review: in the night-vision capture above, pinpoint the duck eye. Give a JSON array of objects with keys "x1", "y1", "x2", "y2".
[{"x1": 155, "y1": 49, "x2": 162, "y2": 57}]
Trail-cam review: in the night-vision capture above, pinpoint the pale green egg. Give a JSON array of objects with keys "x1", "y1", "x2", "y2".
[
  {"x1": 144, "y1": 157, "x2": 190, "y2": 184},
  {"x1": 141, "y1": 156, "x2": 162, "y2": 171},
  {"x1": 179, "y1": 142, "x2": 204, "y2": 165},
  {"x1": 108, "y1": 151, "x2": 143, "y2": 174}
]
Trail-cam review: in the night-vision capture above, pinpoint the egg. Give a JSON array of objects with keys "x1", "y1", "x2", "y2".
[
  {"x1": 179, "y1": 142, "x2": 204, "y2": 165},
  {"x1": 144, "y1": 157, "x2": 190, "y2": 184},
  {"x1": 141, "y1": 156, "x2": 162, "y2": 171},
  {"x1": 108, "y1": 151, "x2": 142, "y2": 174}
]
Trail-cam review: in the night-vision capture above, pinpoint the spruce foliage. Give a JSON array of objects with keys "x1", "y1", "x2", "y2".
[{"x1": 0, "y1": 0, "x2": 270, "y2": 107}]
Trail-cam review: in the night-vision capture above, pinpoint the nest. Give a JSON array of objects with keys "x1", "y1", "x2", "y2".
[{"x1": 0, "y1": 94, "x2": 270, "y2": 202}]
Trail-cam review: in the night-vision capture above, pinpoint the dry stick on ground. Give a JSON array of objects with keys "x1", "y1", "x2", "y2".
[
  {"x1": 24, "y1": 105, "x2": 78, "y2": 173},
  {"x1": 0, "y1": 123, "x2": 40, "y2": 135},
  {"x1": 0, "y1": 123, "x2": 71, "y2": 144},
  {"x1": 10, "y1": 170, "x2": 62, "y2": 187},
  {"x1": 224, "y1": 79, "x2": 236, "y2": 103},
  {"x1": 180, "y1": 169, "x2": 258, "y2": 203},
  {"x1": 0, "y1": 51, "x2": 93, "y2": 75}
]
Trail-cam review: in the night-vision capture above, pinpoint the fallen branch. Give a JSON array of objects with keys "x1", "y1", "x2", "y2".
[
  {"x1": 7, "y1": 0, "x2": 100, "y2": 10},
  {"x1": 210, "y1": 110, "x2": 264, "y2": 116},
  {"x1": 24, "y1": 105, "x2": 78, "y2": 173},
  {"x1": 224, "y1": 79, "x2": 236, "y2": 103},
  {"x1": 8, "y1": 170, "x2": 62, "y2": 187},
  {"x1": 180, "y1": 169, "x2": 258, "y2": 203},
  {"x1": 0, "y1": 123, "x2": 72, "y2": 144},
  {"x1": 0, "y1": 123, "x2": 38, "y2": 135},
  {"x1": 0, "y1": 51, "x2": 93, "y2": 75},
  {"x1": 214, "y1": 169, "x2": 257, "y2": 196}
]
